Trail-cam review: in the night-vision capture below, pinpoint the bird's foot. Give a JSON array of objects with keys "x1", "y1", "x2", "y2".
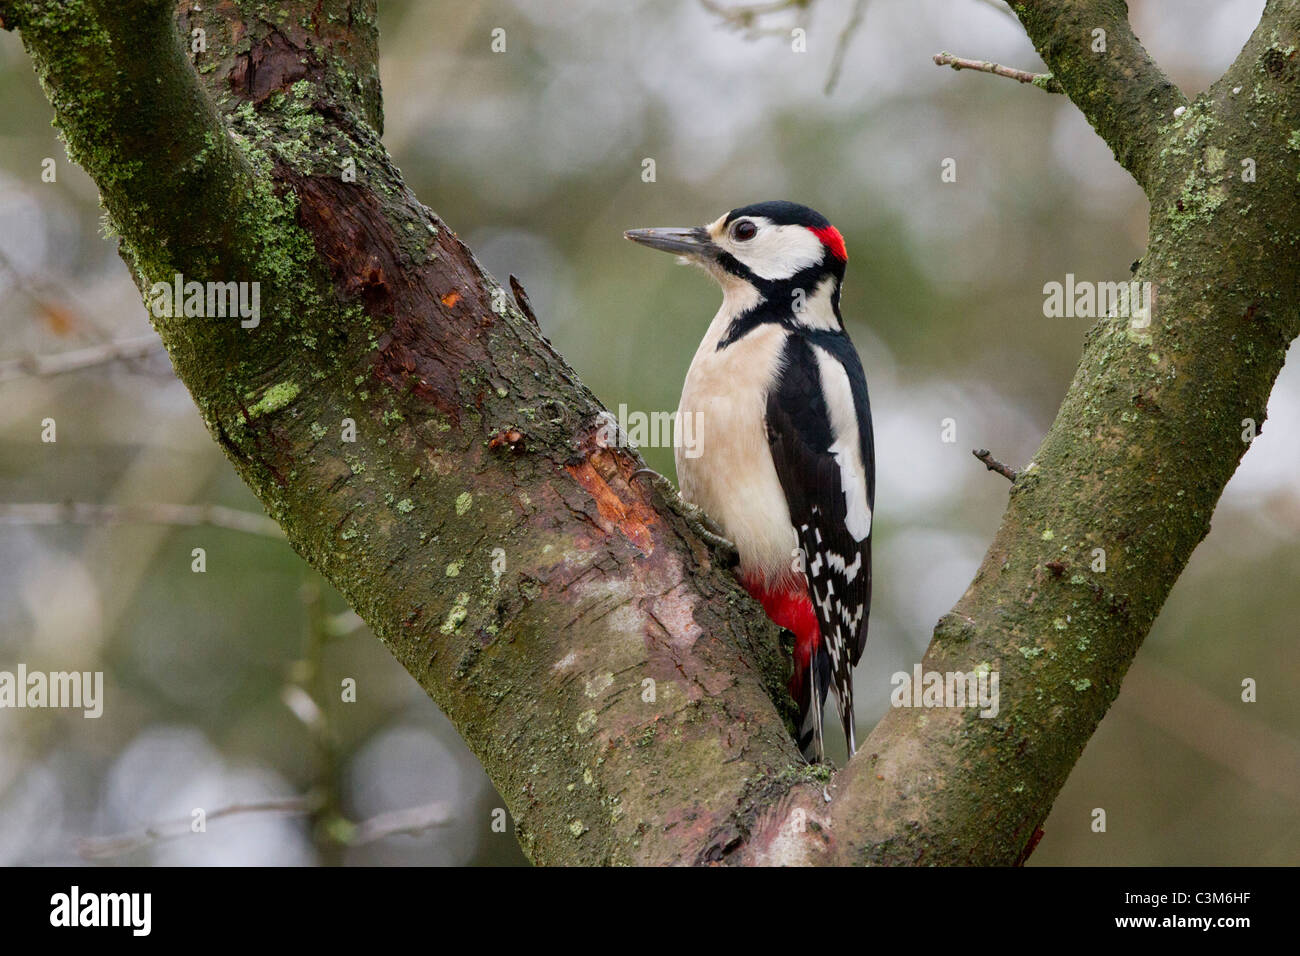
[
  {"x1": 681, "y1": 506, "x2": 739, "y2": 558},
  {"x1": 631, "y1": 468, "x2": 739, "y2": 563}
]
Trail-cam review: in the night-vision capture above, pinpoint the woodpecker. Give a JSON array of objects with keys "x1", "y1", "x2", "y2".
[{"x1": 625, "y1": 200, "x2": 874, "y2": 763}]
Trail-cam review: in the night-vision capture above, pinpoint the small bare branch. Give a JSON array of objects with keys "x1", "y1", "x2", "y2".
[
  {"x1": 933, "y1": 52, "x2": 1061, "y2": 93},
  {"x1": 973, "y1": 448, "x2": 1018, "y2": 482},
  {"x1": 76, "y1": 795, "x2": 453, "y2": 859},
  {"x1": 349, "y1": 801, "x2": 454, "y2": 845},
  {"x1": 700, "y1": 0, "x2": 808, "y2": 37},
  {"x1": 77, "y1": 797, "x2": 317, "y2": 860},
  {"x1": 1008, "y1": 0, "x2": 1187, "y2": 191},
  {"x1": 0, "y1": 501, "x2": 284, "y2": 538},
  {"x1": 0, "y1": 334, "x2": 163, "y2": 383},
  {"x1": 824, "y1": 0, "x2": 869, "y2": 95}
]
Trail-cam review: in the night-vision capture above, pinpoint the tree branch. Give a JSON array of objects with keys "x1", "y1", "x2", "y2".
[
  {"x1": 972, "y1": 448, "x2": 1019, "y2": 482},
  {"x1": 77, "y1": 797, "x2": 318, "y2": 860},
  {"x1": 1008, "y1": 0, "x2": 1187, "y2": 190},
  {"x1": 797, "y1": 0, "x2": 1300, "y2": 865},
  {"x1": 3, "y1": 0, "x2": 798, "y2": 865},
  {"x1": 824, "y1": 0, "x2": 870, "y2": 95},
  {"x1": 932, "y1": 52, "x2": 1061, "y2": 92},
  {"x1": 699, "y1": 0, "x2": 809, "y2": 36},
  {"x1": 692, "y1": 0, "x2": 1300, "y2": 865},
  {"x1": 75, "y1": 795, "x2": 451, "y2": 859},
  {"x1": 0, "y1": 501, "x2": 284, "y2": 537},
  {"x1": 0, "y1": 335, "x2": 163, "y2": 382}
]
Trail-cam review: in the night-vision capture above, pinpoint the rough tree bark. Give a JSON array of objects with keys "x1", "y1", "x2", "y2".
[{"x1": 2, "y1": 0, "x2": 1296, "y2": 865}]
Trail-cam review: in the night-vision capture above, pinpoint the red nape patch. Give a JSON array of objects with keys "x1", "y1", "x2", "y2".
[{"x1": 810, "y1": 225, "x2": 847, "y2": 262}]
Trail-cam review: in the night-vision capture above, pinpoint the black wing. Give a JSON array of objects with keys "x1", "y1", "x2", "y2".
[{"x1": 766, "y1": 332, "x2": 874, "y2": 747}]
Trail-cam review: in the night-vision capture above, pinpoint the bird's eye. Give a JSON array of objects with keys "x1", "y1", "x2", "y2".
[{"x1": 732, "y1": 220, "x2": 757, "y2": 242}]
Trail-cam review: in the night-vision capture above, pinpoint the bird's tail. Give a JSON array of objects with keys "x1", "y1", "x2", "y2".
[
  {"x1": 741, "y1": 576, "x2": 843, "y2": 763},
  {"x1": 789, "y1": 637, "x2": 833, "y2": 762}
]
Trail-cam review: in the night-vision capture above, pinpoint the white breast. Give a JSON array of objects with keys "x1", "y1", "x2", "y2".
[{"x1": 676, "y1": 299, "x2": 797, "y2": 587}]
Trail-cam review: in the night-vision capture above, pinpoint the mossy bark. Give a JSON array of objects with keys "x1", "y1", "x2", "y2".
[{"x1": 3, "y1": 0, "x2": 1297, "y2": 865}]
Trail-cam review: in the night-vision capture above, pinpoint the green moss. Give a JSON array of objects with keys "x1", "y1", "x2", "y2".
[
  {"x1": 440, "y1": 592, "x2": 470, "y2": 634},
  {"x1": 244, "y1": 380, "x2": 301, "y2": 419}
]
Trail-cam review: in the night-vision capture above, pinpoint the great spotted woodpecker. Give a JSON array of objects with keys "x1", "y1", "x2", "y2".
[{"x1": 626, "y1": 201, "x2": 874, "y2": 763}]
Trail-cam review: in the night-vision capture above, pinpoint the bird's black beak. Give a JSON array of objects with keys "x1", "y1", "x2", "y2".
[{"x1": 623, "y1": 226, "x2": 719, "y2": 261}]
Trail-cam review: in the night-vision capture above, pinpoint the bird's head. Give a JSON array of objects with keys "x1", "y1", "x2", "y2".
[{"x1": 624, "y1": 201, "x2": 847, "y2": 312}]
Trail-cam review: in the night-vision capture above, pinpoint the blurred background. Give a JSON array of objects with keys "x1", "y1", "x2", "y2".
[{"x1": 1, "y1": 0, "x2": 1296, "y2": 866}]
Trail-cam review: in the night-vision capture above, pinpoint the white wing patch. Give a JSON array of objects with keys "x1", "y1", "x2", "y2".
[{"x1": 812, "y1": 345, "x2": 872, "y2": 541}]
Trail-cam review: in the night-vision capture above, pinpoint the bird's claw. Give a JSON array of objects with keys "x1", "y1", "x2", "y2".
[{"x1": 631, "y1": 468, "x2": 738, "y2": 562}]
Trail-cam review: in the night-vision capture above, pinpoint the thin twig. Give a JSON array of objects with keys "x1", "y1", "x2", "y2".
[
  {"x1": 75, "y1": 796, "x2": 454, "y2": 859},
  {"x1": 700, "y1": 0, "x2": 804, "y2": 26},
  {"x1": 294, "y1": 573, "x2": 343, "y2": 862},
  {"x1": 0, "y1": 334, "x2": 163, "y2": 383},
  {"x1": 700, "y1": 0, "x2": 808, "y2": 37},
  {"x1": 0, "y1": 501, "x2": 284, "y2": 538},
  {"x1": 823, "y1": 0, "x2": 869, "y2": 95},
  {"x1": 349, "y1": 801, "x2": 454, "y2": 845},
  {"x1": 933, "y1": 52, "x2": 1062, "y2": 93},
  {"x1": 973, "y1": 448, "x2": 1018, "y2": 482},
  {"x1": 77, "y1": 797, "x2": 318, "y2": 860}
]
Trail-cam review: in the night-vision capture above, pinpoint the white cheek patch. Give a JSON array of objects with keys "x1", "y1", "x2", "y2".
[
  {"x1": 812, "y1": 346, "x2": 872, "y2": 541},
  {"x1": 716, "y1": 218, "x2": 826, "y2": 281}
]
